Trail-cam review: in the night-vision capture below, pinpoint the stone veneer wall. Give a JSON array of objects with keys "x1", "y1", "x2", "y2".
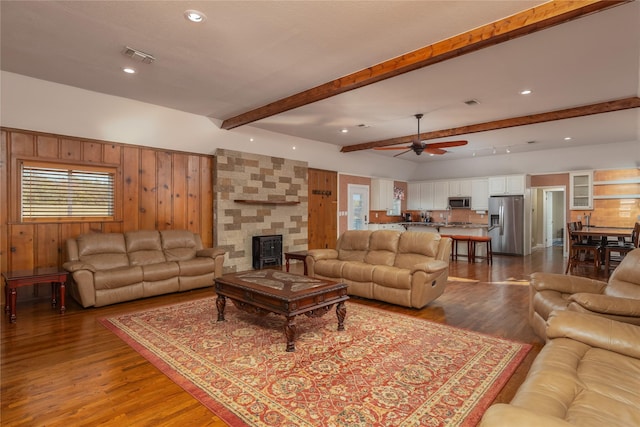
[{"x1": 214, "y1": 149, "x2": 308, "y2": 273}]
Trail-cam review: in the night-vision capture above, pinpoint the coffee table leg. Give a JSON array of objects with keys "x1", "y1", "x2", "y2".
[
  {"x1": 285, "y1": 316, "x2": 296, "y2": 352},
  {"x1": 9, "y1": 287, "x2": 17, "y2": 323},
  {"x1": 336, "y1": 301, "x2": 346, "y2": 331},
  {"x1": 216, "y1": 295, "x2": 226, "y2": 321}
]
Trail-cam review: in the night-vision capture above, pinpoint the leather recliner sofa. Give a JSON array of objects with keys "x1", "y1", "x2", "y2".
[
  {"x1": 63, "y1": 230, "x2": 225, "y2": 307},
  {"x1": 305, "y1": 230, "x2": 452, "y2": 308},
  {"x1": 479, "y1": 310, "x2": 640, "y2": 427},
  {"x1": 529, "y1": 247, "x2": 640, "y2": 340}
]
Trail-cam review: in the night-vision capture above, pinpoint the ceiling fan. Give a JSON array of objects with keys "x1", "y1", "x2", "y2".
[{"x1": 374, "y1": 114, "x2": 468, "y2": 157}]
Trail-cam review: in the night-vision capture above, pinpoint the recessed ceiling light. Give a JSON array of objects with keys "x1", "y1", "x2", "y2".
[
  {"x1": 520, "y1": 89, "x2": 532, "y2": 95},
  {"x1": 122, "y1": 67, "x2": 136, "y2": 74},
  {"x1": 506, "y1": 147, "x2": 511, "y2": 153},
  {"x1": 292, "y1": 146, "x2": 297, "y2": 150},
  {"x1": 184, "y1": 10, "x2": 206, "y2": 23},
  {"x1": 249, "y1": 138, "x2": 254, "y2": 142},
  {"x1": 340, "y1": 129, "x2": 348, "y2": 133},
  {"x1": 492, "y1": 147, "x2": 497, "y2": 154},
  {"x1": 564, "y1": 137, "x2": 572, "y2": 141}
]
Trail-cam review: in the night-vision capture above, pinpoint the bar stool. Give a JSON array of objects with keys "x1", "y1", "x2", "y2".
[
  {"x1": 469, "y1": 235, "x2": 493, "y2": 264},
  {"x1": 442, "y1": 234, "x2": 472, "y2": 261}
]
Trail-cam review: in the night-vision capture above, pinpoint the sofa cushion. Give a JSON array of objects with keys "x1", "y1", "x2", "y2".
[
  {"x1": 372, "y1": 266, "x2": 411, "y2": 290},
  {"x1": 394, "y1": 232, "x2": 441, "y2": 269},
  {"x1": 126, "y1": 230, "x2": 166, "y2": 266},
  {"x1": 342, "y1": 261, "x2": 375, "y2": 282},
  {"x1": 94, "y1": 266, "x2": 143, "y2": 290},
  {"x1": 161, "y1": 230, "x2": 198, "y2": 261},
  {"x1": 606, "y1": 250, "x2": 640, "y2": 299},
  {"x1": 364, "y1": 230, "x2": 399, "y2": 266},
  {"x1": 314, "y1": 259, "x2": 347, "y2": 279},
  {"x1": 177, "y1": 258, "x2": 216, "y2": 276},
  {"x1": 337, "y1": 230, "x2": 371, "y2": 262},
  {"x1": 142, "y1": 262, "x2": 179, "y2": 281},
  {"x1": 77, "y1": 233, "x2": 129, "y2": 270}
]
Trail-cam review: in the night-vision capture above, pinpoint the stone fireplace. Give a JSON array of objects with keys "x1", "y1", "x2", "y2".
[{"x1": 214, "y1": 149, "x2": 308, "y2": 273}]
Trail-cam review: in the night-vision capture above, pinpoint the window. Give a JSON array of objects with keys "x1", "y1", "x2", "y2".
[{"x1": 21, "y1": 161, "x2": 116, "y2": 220}]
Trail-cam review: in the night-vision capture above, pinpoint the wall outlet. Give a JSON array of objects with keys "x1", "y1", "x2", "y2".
[
  {"x1": 439, "y1": 213, "x2": 443, "y2": 218},
  {"x1": 375, "y1": 213, "x2": 379, "y2": 218},
  {"x1": 577, "y1": 215, "x2": 582, "y2": 220}
]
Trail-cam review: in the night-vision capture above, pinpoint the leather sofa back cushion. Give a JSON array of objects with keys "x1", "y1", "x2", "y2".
[
  {"x1": 338, "y1": 230, "x2": 372, "y2": 262},
  {"x1": 161, "y1": 230, "x2": 197, "y2": 261},
  {"x1": 125, "y1": 230, "x2": 166, "y2": 266},
  {"x1": 365, "y1": 230, "x2": 400, "y2": 266},
  {"x1": 398, "y1": 232, "x2": 440, "y2": 257},
  {"x1": 77, "y1": 233, "x2": 129, "y2": 270},
  {"x1": 606, "y1": 248, "x2": 640, "y2": 298}
]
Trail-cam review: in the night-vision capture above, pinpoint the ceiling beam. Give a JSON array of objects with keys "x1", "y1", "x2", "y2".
[
  {"x1": 340, "y1": 97, "x2": 640, "y2": 152},
  {"x1": 220, "y1": 0, "x2": 629, "y2": 130}
]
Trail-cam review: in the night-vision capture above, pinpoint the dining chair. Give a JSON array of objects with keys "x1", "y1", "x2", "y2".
[
  {"x1": 604, "y1": 222, "x2": 640, "y2": 277},
  {"x1": 565, "y1": 222, "x2": 601, "y2": 274}
]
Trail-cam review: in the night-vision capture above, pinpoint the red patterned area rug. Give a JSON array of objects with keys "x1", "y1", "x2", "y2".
[{"x1": 100, "y1": 298, "x2": 530, "y2": 427}]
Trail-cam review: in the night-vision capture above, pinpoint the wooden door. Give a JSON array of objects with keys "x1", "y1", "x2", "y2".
[{"x1": 308, "y1": 168, "x2": 337, "y2": 249}]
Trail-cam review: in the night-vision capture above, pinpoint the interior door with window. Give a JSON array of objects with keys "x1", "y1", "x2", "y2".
[{"x1": 347, "y1": 184, "x2": 369, "y2": 230}]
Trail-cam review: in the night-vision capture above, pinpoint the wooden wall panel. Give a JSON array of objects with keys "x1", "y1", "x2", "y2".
[
  {"x1": 156, "y1": 151, "x2": 173, "y2": 229},
  {"x1": 172, "y1": 153, "x2": 188, "y2": 230},
  {"x1": 1, "y1": 127, "x2": 215, "y2": 305},
  {"x1": 122, "y1": 146, "x2": 140, "y2": 232},
  {"x1": 139, "y1": 149, "x2": 158, "y2": 230}
]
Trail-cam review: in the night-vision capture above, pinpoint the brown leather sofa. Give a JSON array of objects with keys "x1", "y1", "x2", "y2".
[
  {"x1": 63, "y1": 230, "x2": 225, "y2": 307},
  {"x1": 479, "y1": 310, "x2": 640, "y2": 427},
  {"x1": 529, "y1": 248, "x2": 640, "y2": 340},
  {"x1": 305, "y1": 230, "x2": 452, "y2": 308}
]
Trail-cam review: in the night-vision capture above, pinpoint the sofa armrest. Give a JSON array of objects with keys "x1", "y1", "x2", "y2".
[
  {"x1": 63, "y1": 260, "x2": 96, "y2": 273},
  {"x1": 530, "y1": 272, "x2": 607, "y2": 294},
  {"x1": 479, "y1": 404, "x2": 574, "y2": 427},
  {"x1": 196, "y1": 247, "x2": 226, "y2": 259},
  {"x1": 410, "y1": 259, "x2": 448, "y2": 274},
  {"x1": 568, "y1": 293, "x2": 640, "y2": 317},
  {"x1": 546, "y1": 310, "x2": 640, "y2": 359},
  {"x1": 306, "y1": 249, "x2": 338, "y2": 261}
]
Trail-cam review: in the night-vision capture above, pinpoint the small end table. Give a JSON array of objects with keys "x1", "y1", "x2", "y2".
[
  {"x1": 3, "y1": 267, "x2": 68, "y2": 323},
  {"x1": 284, "y1": 250, "x2": 309, "y2": 275}
]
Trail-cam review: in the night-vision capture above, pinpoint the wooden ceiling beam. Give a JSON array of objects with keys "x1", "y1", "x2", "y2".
[
  {"x1": 340, "y1": 97, "x2": 640, "y2": 153},
  {"x1": 220, "y1": 0, "x2": 629, "y2": 130}
]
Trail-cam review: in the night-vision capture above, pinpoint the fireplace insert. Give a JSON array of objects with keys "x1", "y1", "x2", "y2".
[{"x1": 252, "y1": 234, "x2": 283, "y2": 270}]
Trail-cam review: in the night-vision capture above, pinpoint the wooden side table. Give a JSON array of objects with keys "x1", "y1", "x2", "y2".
[
  {"x1": 284, "y1": 251, "x2": 309, "y2": 275},
  {"x1": 2, "y1": 267, "x2": 68, "y2": 323}
]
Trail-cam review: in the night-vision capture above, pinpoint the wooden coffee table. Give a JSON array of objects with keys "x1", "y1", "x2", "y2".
[{"x1": 215, "y1": 270, "x2": 348, "y2": 352}]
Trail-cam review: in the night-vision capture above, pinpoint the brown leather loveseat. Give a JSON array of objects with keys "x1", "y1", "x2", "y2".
[
  {"x1": 529, "y1": 248, "x2": 640, "y2": 340},
  {"x1": 63, "y1": 230, "x2": 225, "y2": 307},
  {"x1": 305, "y1": 230, "x2": 452, "y2": 308}
]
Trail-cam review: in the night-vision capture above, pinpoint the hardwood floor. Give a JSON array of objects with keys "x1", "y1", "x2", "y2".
[{"x1": 1, "y1": 247, "x2": 599, "y2": 426}]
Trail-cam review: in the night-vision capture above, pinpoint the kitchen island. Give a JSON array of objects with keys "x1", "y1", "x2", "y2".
[{"x1": 402, "y1": 222, "x2": 489, "y2": 261}]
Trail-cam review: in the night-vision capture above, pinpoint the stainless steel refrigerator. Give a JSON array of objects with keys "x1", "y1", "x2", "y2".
[{"x1": 488, "y1": 195, "x2": 524, "y2": 255}]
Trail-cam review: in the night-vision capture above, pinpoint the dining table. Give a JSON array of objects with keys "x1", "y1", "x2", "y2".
[{"x1": 570, "y1": 226, "x2": 635, "y2": 274}]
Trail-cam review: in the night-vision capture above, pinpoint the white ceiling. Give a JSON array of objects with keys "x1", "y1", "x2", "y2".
[{"x1": 1, "y1": 1, "x2": 639, "y2": 163}]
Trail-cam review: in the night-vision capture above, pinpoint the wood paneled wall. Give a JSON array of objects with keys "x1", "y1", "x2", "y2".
[{"x1": 0, "y1": 128, "x2": 214, "y2": 290}]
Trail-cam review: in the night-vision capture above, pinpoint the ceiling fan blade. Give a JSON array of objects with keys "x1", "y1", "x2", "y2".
[
  {"x1": 393, "y1": 149, "x2": 413, "y2": 157},
  {"x1": 374, "y1": 146, "x2": 413, "y2": 151},
  {"x1": 424, "y1": 148, "x2": 447, "y2": 155},
  {"x1": 423, "y1": 140, "x2": 468, "y2": 149}
]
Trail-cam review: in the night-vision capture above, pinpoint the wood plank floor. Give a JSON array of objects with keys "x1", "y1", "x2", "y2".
[{"x1": 1, "y1": 246, "x2": 604, "y2": 426}]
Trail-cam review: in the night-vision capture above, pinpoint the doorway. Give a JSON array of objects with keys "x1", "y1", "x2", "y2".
[
  {"x1": 532, "y1": 187, "x2": 566, "y2": 254},
  {"x1": 347, "y1": 184, "x2": 369, "y2": 230}
]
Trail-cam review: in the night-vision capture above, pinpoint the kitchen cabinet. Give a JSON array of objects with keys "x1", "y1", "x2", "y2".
[
  {"x1": 433, "y1": 181, "x2": 449, "y2": 210},
  {"x1": 407, "y1": 182, "x2": 421, "y2": 210},
  {"x1": 488, "y1": 175, "x2": 526, "y2": 195},
  {"x1": 570, "y1": 170, "x2": 593, "y2": 209},
  {"x1": 371, "y1": 179, "x2": 396, "y2": 213},
  {"x1": 420, "y1": 182, "x2": 435, "y2": 210},
  {"x1": 449, "y1": 179, "x2": 472, "y2": 197},
  {"x1": 471, "y1": 179, "x2": 489, "y2": 210}
]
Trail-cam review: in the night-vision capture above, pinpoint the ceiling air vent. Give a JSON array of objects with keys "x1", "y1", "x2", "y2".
[{"x1": 122, "y1": 46, "x2": 155, "y2": 64}]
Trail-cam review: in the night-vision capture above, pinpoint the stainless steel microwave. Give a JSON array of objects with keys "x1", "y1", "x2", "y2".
[{"x1": 448, "y1": 197, "x2": 471, "y2": 209}]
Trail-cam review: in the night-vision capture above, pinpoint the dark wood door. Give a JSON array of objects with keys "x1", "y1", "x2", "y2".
[{"x1": 308, "y1": 168, "x2": 337, "y2": 249}]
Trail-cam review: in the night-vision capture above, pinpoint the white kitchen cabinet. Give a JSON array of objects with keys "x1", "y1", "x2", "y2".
[
  {"x1": 471, "y1": 179, "x2": 489, "y2": 210},
  {"x1": 420, "y1": 182, "x2": 435, "y2": 210},
  {"x1": 407, "y1": 182, "x2": 421, "y2": 210},
  {"x1": 371, "y1": 179, "x2": 395, "y2": 212},
  {"x1": 449, "y1": 179, "x2": 472, "y2": 197},
  {"x1": 488, "y1": 175, "x2": 526, "y2": 195},
  {"x1": 433, "y1": 181, "x2": 449, "y2": 210},
  {"x1": 570, "y1": 170, "x2": 593, "y2": 210}
]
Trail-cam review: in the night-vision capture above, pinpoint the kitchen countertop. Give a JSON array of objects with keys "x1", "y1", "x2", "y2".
[{"x1": 401, "y1": 222, "x2": 488, "y2": 229}]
